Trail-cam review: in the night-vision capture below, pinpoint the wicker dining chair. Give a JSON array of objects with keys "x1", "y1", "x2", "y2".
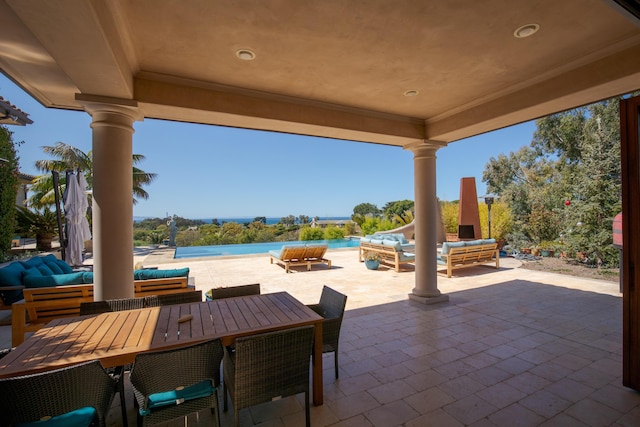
[
  {"x1": 207, "y1": 283, "x2": 260, "y2": 300},
  {"x1": 79, "y1": 296, "x2": 146, "y2": 315},
  {"x1": 129, "y1": 338, "x2": 224, "y2": 427},
  {"x1": 145, "y1": 290, "x2": 203, "y2": 306},
  {"x1": 223, "y1": 325, "x2": 314, "y2": 427},
  {"x1": 0, "y1": 360, "x2": 117, "y2": 427},
  {"x1": 306, "y1": 285, "x2": 348, "y2": 379},
  {"x1": 79, "y1": 296, "x2": 146, "y2": 426}
]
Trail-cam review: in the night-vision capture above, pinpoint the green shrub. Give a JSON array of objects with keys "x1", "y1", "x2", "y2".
[
  {"x1": 324, "y1": 226, "x2": 344, "y2": 240},
  {"x1": 299, "y1": 226, "x2": 324, "y2": 241}
]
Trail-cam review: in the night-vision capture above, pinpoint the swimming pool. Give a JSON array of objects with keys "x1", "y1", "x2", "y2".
[{"x1": 173, "y1": 238, "x2": 362, "y2": 259}]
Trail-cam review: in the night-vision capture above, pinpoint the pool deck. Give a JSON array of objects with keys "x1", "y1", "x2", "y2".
[{"x1": 2, "y1": 247, "x2": 637, "y2": 426}]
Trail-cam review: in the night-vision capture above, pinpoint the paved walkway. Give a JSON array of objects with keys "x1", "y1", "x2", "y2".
[{"x1": 3, "y1": 248, "x2": 638, "y2": 426}]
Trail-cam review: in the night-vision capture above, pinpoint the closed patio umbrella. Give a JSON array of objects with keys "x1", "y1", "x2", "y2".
[{"x1": 64, "y1": 171, "x2": 92, "y2": 266}]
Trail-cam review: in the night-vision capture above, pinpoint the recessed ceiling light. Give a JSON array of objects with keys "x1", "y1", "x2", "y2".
[
  {"x1": 404, "y1": 90, "x2": 419, "y2": 97},
  {"x1": 513, "y1": 24, "x2": 540, "y2": 38},
  {"x1": 235, "y1": 49, "x2": 256, "y2": 60}
]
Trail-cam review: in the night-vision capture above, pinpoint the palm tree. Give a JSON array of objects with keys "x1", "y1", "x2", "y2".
[{"x1": 29, "y1": 142, "x2": 157, "y2": 208}]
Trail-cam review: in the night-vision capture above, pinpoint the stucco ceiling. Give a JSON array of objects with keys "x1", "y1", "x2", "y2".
[{"x1": 1, "y1": 0, "x2": 640, "y2": 146}]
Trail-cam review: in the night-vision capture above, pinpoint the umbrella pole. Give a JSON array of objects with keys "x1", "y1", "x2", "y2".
[{"x1": 52, "y1": 171, "x2": 66, "y2": 260}]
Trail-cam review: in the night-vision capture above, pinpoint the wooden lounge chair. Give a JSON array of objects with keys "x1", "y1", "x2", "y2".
[
  {"x1": 268, "y1": 246, "x2": 309, "y2": 273},
  {"x1": 302, "y1": 245, "x2": 331, "y2": 270}
]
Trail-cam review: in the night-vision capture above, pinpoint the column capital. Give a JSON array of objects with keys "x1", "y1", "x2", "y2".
[
  {"x1": 403, "y1": 140, "x2": 448, "y2": 156},
  {"x1": 75, "y1": 94, "x2": 143, "y2": 123}
]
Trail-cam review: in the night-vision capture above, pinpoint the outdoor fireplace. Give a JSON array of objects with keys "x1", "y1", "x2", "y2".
[{"x1": 458, "y1": 225, "x2": 475, "y2": 240}]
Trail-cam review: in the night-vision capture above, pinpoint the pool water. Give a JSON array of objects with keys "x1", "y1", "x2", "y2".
[{"x1": 173, "y1": 238, "x2": 361, "y2": 259}]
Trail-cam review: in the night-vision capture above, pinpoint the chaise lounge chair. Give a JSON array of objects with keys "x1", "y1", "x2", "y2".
[{"x1": 269, "y1": 244, "x2": 331, "y2": 273}]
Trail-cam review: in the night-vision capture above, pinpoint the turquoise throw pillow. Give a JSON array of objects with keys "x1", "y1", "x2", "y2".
[
  {"x1": 22, "y1": 267, "x2": 43, "y2": 278},
  {"x1": 21, "y1": 256, "x2": 44, "y2": 269},
  {"x1": 0, "y1": 263, "x2": 26, "y2": 304},
  {"x1": 44, "y1": 261, "x2": 64, "y2": 275},
  {"x1": 23, "y1": 272, "x2": 86, "y2": 288},
  {"x1": 16, "y1": 406, "x2": 96, "y2": 427},
  {"x1": 141, "y1": 380, "x2": 215, "y2": 415},
  {"x1": 36, "y1": 263, "x2": 55, "y2": 276},
  {"x1": 56, "y1": 260, "x2": 74, "y2": 274}
]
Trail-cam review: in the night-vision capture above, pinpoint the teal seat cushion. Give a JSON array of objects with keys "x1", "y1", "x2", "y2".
[
  {"x1": 441, "y1": 241, "x2": 465, "y2": 255},
  {"x1": 0, "y1": 262, "x2": 26, "y2": 304},
  {"x1": 268, "y1": 249, "x2": 282, "y2": 259},
  {"x1": 140, "y1": 380, "x2": 215, "y2": 415},
  {"x1": 17, "y1": 406, "x2": 96, "y2": 427},
  {"x1": 398, "y1": 252, "x2": 415, "y2": 262},
  {"x1": 82, "y1": 272, "x2": 94, "y2": 284},
  {"x1": 133, "y1": 268, "x2": 190, "y2": 281},
  {"x1": 23, "y1": 272, "x2": 86, "y2": 288},
  {"x1": 436, "y1": 256, "x2": 447, "y2": 265}
]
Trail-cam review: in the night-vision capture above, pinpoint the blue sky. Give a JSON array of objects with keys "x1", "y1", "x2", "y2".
[{"x1": 1, "y1": 74, "x2": 536, "y2": 219}]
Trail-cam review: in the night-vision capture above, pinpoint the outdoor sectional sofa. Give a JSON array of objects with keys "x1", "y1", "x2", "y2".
[
  {"x1": 269, "y1": 244, "x2": 331, "y2": 273},
  {"x1": 359, "y1": 234, "x2": 416, "y2": 272},
  {"x1": 437, "y1": 238, "x2": 499, "y2": 277},
  {"x1": 0, "y1": 254, "x2": 194, "y2": 345}
]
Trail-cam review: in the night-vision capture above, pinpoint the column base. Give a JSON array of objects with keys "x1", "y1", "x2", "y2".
[{"x1": 408, "y1": 293, "x2": 450, "y2": 305}]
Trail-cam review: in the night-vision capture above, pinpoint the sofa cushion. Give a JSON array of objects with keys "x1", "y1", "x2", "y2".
[
  {"x1": 17, "y1": 405, "x2": 96, "y2": 427},
  {"x1": 0, "y1": 263, "x2": 26, "y2": 305},
  {"x1": 36, "y1": 263, "x2": 56, "y2": 276},
  {"x1": 133, "y1": 268, "x2": 190, "y2": 281},
  {"x1": 441, "y1": 241, "x2": 465, "y2": 255},
  {"x1": 382, "y1": 239, "x2": 403, "y2": 252},
  {"x1": 56, "y1": 259, "x2": 74, "y2": 274},
  {"x1": 82, "y1": 272, "x2": 94, "y2": 284},
  {"x1": 44, "y1": 261, "x2": 64, "y2": 275},
  {"x1": 20, "y1": 256, "x2": 44, "y2": 269},
  {"x1": 22, "y1": 267, "x2": 43, "y2": 279},
  {"x1": 370, "y1": 239, "x2": 384, "y2": 245},
  {"x1": 23, "y1": 272, "x2": 86, "y2": 288}
]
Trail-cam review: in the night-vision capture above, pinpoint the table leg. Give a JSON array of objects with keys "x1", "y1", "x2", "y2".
[{"x1": 312, "y1": 320, "x2": 323, "y2": 405}]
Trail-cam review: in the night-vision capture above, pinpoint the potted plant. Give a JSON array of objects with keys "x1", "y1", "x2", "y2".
[
  {"x1": 363, "y1": 251, "x2": 381, "y2": 270},
  {"x1": 15, "y1": 206, "x2": 59, "y2": 251}
]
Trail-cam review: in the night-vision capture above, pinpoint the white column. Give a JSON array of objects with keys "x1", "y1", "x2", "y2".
[
  {"x1": 76, "y1": 95, "x2": 142, "y2": 300},
  {"x1": 405, "y1": 140, "x2": 449, "y2": 304}
]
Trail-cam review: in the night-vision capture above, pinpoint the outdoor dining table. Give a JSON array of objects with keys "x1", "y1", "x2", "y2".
[{"x1": 0, "y1": 291, "x2": 325, "y2": 405}]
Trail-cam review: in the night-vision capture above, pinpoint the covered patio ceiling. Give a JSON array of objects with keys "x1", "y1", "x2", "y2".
[{"x1": 1, "y1": 0, "x2": 640, "y2": 146}]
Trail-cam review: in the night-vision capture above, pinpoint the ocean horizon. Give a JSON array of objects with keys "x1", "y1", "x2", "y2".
[{"x1": 134, "y1": 216, "x2": 351, "y2": 225}]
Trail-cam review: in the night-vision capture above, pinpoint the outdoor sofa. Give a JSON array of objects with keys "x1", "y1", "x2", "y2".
[
  {"x1": 358, "y1": 234, "x2": 416, "y2": 272},
  {"x1": 437, "y1": 238, "x2": 499, "y2": 277}
]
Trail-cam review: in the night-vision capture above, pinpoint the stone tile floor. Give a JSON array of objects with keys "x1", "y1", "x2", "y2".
[{"x1": 2, "y1": 248, "x2": 638, "y2": 426}]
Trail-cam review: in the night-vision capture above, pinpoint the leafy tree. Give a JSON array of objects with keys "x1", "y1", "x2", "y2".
[
  {"x1": 393, "y1": 210, "x2": 414, "y2": 226},
  {"x1": 298, "y1": 215, "x2": 310, "y2": 225},
  {"x1": 253, "y1": 216, "x2": 266, "y2": 224},
  {"x1": 280, "y1": 215, "x2": 296, "y2": 226},
  {"x1": 351, "y1": 202, "x2": 380, "y2": 227},
  {"x1": 0, "y1": 126, "x2": 20, "y2": 258},
  {"x1": 30, "y1": 142, "x2": 157, "y2": 208},
  {"x1": 482, "y1": 96, "x2": 622, "y2": 266},
  {"x1": 382, "y1": 200, "x2": 414, "y2": 219}
]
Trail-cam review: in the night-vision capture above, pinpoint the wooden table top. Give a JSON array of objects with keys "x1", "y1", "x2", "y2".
[{"x1": 0, "y1": 292, "x2": 322, "y2": 378}]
